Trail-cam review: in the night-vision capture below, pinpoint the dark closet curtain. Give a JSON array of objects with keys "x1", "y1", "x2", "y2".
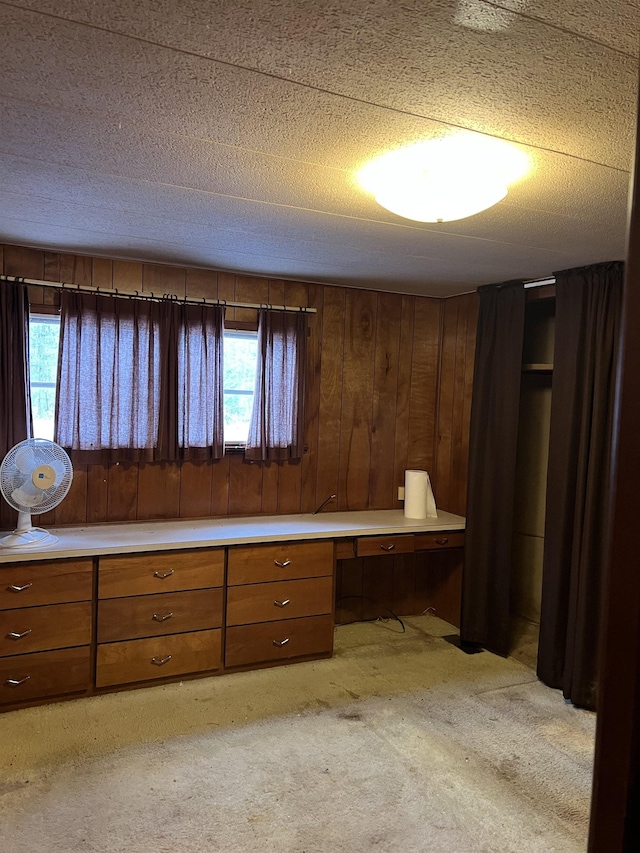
[
  {"x1": 460, "y1": 281, "x2": 526, "y2": 655},
  {"x1": 245, "y1": 310, "x2": 306, "y2": 461},
  {"x1": 537, "y1": 261, "x2": 623, "y2": 710},
  {"x1": 0, "y1": 280, "x2": 32, "y2": 457}
]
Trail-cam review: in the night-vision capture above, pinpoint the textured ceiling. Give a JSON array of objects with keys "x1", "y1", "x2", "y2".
[{"x1": 1, "y1": 0, "x2": 638, "y2": 297}]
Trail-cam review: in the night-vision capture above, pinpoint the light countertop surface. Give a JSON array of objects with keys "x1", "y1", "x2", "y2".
[{"x1": 0, "y1": 509, "x2": 465, "y2": 564}]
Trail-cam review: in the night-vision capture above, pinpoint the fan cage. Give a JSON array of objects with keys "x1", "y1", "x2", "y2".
[{"x1": 0, "y1": 438, "x2": 74, "y2": 514}]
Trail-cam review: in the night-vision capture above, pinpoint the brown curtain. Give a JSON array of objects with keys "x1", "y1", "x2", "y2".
[
  {"x1": 460, "y1": 281, "x2": 526, "y2": 655},
  {"x1": 176, "y1": 303, "x2": 225, "y2": 460},
  {"x1": 537, "y1": 261, "x2": 623, "y2": 710},
  {"x1": 55, "y1": 292, "x2": 225, "y2": 463},
  {"x1": 0, "y1": 280, "x2": 32, "y2": 457},
  {"x1": 245, "y1": 310, "x2": 306, "y2": 461}
]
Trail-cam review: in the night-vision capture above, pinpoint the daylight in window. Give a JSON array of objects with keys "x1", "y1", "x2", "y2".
[
  {"x1": 28, "y1": 313, "x2": 60, "y2": 442},
  {"x1": 223, "y1": 330, "x2": 258, "y2": 444}
]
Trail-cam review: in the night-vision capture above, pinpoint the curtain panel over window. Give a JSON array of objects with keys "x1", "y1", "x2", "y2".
[
  {"x1": 245, "y1": 310, "x2": 307, "y2": 461},
  {"x1": 0, "y1": 280, "x2": 32, "y2": 458},
  {"x1": 55, "y1": 292, "x2": 224, "y2": 463}
]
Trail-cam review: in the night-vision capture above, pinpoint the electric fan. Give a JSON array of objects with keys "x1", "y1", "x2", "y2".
[{"x1": 0, "y1": 438, "x2": 73, "y2": 548}]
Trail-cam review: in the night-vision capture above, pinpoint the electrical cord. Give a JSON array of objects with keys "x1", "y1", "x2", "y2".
[{"x1": 335, "y1": 595, "x2": 406, "y2": 633}]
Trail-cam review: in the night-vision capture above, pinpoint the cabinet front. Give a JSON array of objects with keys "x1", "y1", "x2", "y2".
[{"x1": 96, "y1": 629, "x2": 222, "y2": 688}]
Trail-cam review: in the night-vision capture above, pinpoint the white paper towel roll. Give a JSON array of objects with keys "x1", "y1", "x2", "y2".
[{"x1": 404, "y1": 470, "x2": 437, "y2": 519}]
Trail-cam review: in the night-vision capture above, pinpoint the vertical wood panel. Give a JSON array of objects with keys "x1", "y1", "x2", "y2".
[
  {"x1": 107, "y1": 463, "x2": 138, "y2": 521},
  {"x1": 362, "y1": 555, "x2": 395, "y2": 621},
  {"x1": 315, "y1": 287, "x2": 345, "y2": 509},
  {"x1": 338, "y1": 289, "x2": 377, "y2": 510},
  {"x1": 449, "y1": 297, "x2": 472, "y2": 513},
  {"x1": 228, "y1": 455, "x2": 262, "y2": 515},
  {"x1": 435, "y1": 292, "x2": 479, "y2": 515},
  {"x1": 435, "y1": 297, "x2": 460, "y2": 508},
  {"x1": 179, "y1": 461, "x2": 212, "y2": 518},
  {"x1": 137, "y1": 462, "x2": 181, "y2": 519},
  {"x1": 54, "y1": 465, "x2": 87, "y2": 525},
  {"x1": 142, "y1": 263, "x2": 185, "y2": 297},
  {"x1": 185, "y1": 267, "x2": 218, "y2": 299},
  {"x1": 59, "y1": 254, "x2": 92, "y2": 286},
  {"x1": 92, "y1": 258, "x2": 113, "y2": 290},
  {"x1": 369, "y1": 292, "x2": 402, "y2": 508},
  {"x1": 301, "y1": 284, "x2": 323, "y2": 512},
  {"x1": 4, "y1": 245, "x2": 44, "y2": 279},
  {"x1": 87, "y1": 464, "x2": 109, "y2": 524},
  {"x1": 392, "y1": 296, "x2": 416, "y2": 509},
  {"x1": 218, "y1": 272, "x2": 236, "y2": 323},
  {"x1": 211, "y1": 458, "x2": 230, "y2": 517},
  {"x1": 335, "y1": 558, "x2": 364, "y2": 624},
  {"x1": 407, "y1": 299, "x2": 441, "y2": 476},
  {"x1": 392, "y1": 554, "x2": 417, "y2": 616},
  {"x1": 113, "y1": 260, "x2": 143, "y2": 294}
]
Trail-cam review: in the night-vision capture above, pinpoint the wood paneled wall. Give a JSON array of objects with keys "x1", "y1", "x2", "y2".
[{"x1": 1, "y1": 244, "x2": 478, "y2": 529}]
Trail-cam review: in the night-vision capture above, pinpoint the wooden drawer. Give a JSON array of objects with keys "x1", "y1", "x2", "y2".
[
  {"x1": 0, "y1": 559, "x2": 92, "y2": 610},
  {"x1": 414, "y1": 532, "x2": 465, "y2": 551},
  {"x1": 98, "y1": 588, "x2": 223, "y2": 643},
  {"x1": 228, "y1": 540, "x2": 334, "y2": 585},
  {"x1": 1, "y1": 646, "x2": 91, "y2": 706},
  {"x1": 356, "y1": 535, "x2": 415, "y2": 557},
  {"x1": 98, "y1": 549, "x2": 224, "y2": 599},
  {"x1": 96, "y1": 629, "x2": 221, "y2": 688},
  {"x1": 226, "y1": 615, "x2": 334, "y2": 668},
  {"x1": 0, "y1": 602, "x2": 91, "y2": 657},
  {"x1": 227, "y1": 576, "x2": 333, "y2": 626}
]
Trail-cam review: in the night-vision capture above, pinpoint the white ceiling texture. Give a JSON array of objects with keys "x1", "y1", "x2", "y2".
[{"x1": 1, "y1": 1, "x2": 639, "y2": 297}]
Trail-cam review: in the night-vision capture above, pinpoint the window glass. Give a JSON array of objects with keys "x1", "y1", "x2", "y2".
[
  {"x1": 224, "y1": 330, "x2": 258, "y2": 444},
  {"x1": 28, "y1": 314, "x2": 60, "y2": 441}
]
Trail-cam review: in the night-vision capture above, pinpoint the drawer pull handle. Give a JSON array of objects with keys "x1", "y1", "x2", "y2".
[
  {"x1": 6, "y1": 676, "x2": 31, "y2": 687},
  {"x1": 8, "y1": 629, "x2": 32, "y2": 640},
  {"x1": 274, "y1": 599, "x2": 291, "y2": 608},
  {"x1": 435, "y1": 538, "x2": 449, "y2": 545},
  {"x1": 152, "y1": 612, "x2": 174, "y2": 623},
  {"x1": 274, "y1": 560, "x2": 292, "y2": 568},
  {"x1": 153, "y1": 570, "x2": 175, "y2": 579},
  {"x1": 8, "y1": 583, "x2": 33, "y2": 593},
  {"x1": 380, "y1": 543, "x2": 396, "y2": 551},
  {"x1": 151, "y1": 655, "x2": 172, "y2": 666},
  {"x1": 272, "y1": 638, "x2": 290, "y2": 647}
]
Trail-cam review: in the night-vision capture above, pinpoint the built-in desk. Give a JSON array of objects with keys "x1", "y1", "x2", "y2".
[{"x1": 0, "y1": 510, "x2": 465, "y2": 712}]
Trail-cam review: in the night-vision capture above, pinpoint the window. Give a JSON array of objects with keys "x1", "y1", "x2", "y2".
[
  {"x1": 223, "y1": 330, "x2": 258, "y2": 445},
  {"x1": 28, "y1": 313, "x2": 60, "y2": 441},
  {"x1": 27, "y1": 312, "x2": 258, "y2": 449}
]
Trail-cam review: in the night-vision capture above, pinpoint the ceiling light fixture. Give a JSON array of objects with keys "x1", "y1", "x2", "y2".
[{"x1": 357, "y1": 133, "x2": 530, "y2": 223}]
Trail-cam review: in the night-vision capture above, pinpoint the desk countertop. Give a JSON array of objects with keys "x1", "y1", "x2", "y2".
[{"x1": 0, "y1": 509, "x2": 465, "y2": 564}]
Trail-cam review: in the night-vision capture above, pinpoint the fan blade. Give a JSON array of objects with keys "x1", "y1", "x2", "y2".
[
  {"x1": 49, "y1": 459, "x2": 68, "y2": 487},
  {"x1": 14, "y1": 444, "x2": 39, "y2": 475},
  {"x1": 11, "y1": 485, "x2": 45, "y2": 508}
]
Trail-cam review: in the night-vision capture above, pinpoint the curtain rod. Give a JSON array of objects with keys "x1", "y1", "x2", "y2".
[
  {"x1": 523, "y1": 276, "x2": 556, "y2": 288},
  {"x1": 0, "y1": 275, "x2": 318, "y2": 314}
]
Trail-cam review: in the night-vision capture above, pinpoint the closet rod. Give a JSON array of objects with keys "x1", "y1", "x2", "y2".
[
  {"x1": 0, "y1": 275, "x2": 318, "y2": 314},
  {"x1": 523, "y1": 276, "x2": 556, "y2": 288}
]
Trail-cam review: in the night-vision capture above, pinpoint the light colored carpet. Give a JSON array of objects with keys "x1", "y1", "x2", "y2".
[{"x1": 0, "y1": 616, "x2": 594, "y2": 853}]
